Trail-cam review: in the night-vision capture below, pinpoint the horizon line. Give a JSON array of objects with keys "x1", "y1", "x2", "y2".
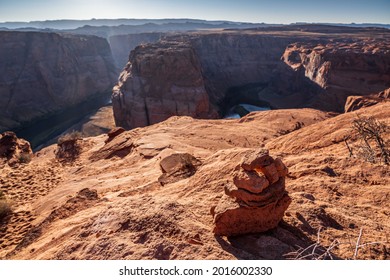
[{"x1": 1, "y1": 18, "x2": 389, "y2": 26}]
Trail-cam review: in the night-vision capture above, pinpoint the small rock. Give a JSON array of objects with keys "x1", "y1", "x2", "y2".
[
  {"x1": 256, "y1": 163, "x2": 279, "y2": 185},
  {"x1": 240, "y1": 149, "x2": 273, "y2": 171},
  {"x1": 274, "y1": 158, "x2": 289, "y2": 177},
  {"x1": 105, "y1": 127, "x2": 125, "y2": 143},
  {"x1": 233, "y1": 169, "x2": 269, "y2": 194},
  {"x1": 158, "y1": 153, "x2": 201, "y2": 185}
]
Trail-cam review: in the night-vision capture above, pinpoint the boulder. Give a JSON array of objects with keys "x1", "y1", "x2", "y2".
[{"x1": 158, "y1": 152, "x2": 202, "y2": 185}]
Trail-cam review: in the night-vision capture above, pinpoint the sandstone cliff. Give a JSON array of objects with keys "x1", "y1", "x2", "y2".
[
  {"x1": 112, "y1": 40, "x2": 217, "y2": 129},
  {"x1": 0, "y1": 31, "x2": 117, "y2": 132},
  {"x1": 112, "y1": 33, "x2": 309, "y2": 128},
  {"x1": 283, "y1": 40, "x2": 390, "y2": 111}
]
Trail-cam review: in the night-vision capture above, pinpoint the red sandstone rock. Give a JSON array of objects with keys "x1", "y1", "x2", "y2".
[
  {"x1": 283, "y1": 41, "x2": 390, "y2": 112},
  {"x1": 105, "y1": 127, "x2": 126, "y2": 143},
  {"x1": 213, "y1": 194, "x2": 291, "y2": 236},
  {"x1": 233, "y1": 169, "x2": 269, "y2": 194},
  {"x1": 158, "y1": 152, "x2": 201, "y2": 185}
]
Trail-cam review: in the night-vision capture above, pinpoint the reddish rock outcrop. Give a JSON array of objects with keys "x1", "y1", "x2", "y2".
[
  {"x1": 158, "y1": 152, "x2": 202, "y2": 185},
  {"x1": 0, "y1": 131, "x2": 32, "y2": 166},
  {"x1": 105, "y1": 127, "x2": 126, "y2": 143},
  {"x1": 344, "y1": 87, "x2": 390, "y2": 112},
  {"x1": 283, "y1": 40, "x2": 390, "y2": 111},
  {"x1": 0, "y1": 31, "x2": 117, "y2": 132},
  {"x1": 213, "y1": 149, "x2": 291, "y2": 236}
]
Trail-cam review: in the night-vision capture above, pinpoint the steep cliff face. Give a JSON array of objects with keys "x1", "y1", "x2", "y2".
[
  {"x1": 283, "y1": 40, "x2": 390, "y2": 111},
  {"x1": 112, "y1": 40, "x2": 216, "y2": 129},
  {"x1": 189, "y1": 34, "x2": 297, "y2": 104},
  {"x1": 0, "y1": 31, "x2": 117, "y2": 132},
  {"x1": 109, "y1": 33, "x2": 164, "y2": 68}
]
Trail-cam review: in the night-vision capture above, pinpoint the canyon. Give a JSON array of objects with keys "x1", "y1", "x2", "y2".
[{"x1": 112, "y1": 26, "x2": 390, "y2": 129}]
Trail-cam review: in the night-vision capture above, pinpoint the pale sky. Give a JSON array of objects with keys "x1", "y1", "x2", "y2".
[{"x1": 0, "y1": 0, "x2": 389, "y2": 24}]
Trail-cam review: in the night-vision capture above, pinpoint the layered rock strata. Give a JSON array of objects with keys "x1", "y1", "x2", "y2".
[
  {"x1": 0, "y1": 31, "x2": 117, "y2": 132},
  {"x1": 212, "y1": 149, "x2": 291, "y2": 236}
]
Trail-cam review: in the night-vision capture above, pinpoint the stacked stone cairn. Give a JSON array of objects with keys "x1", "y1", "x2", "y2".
[{"x1": 212, "y1": 149, "x2": 291, "y2": 236}]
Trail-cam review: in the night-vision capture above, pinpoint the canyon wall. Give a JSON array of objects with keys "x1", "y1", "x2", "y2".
[
  {"x1": 0, "y1": 31, "x2": 117, "y2": 132},
  {"x1": 188, "y1": 33, "x2": 324, "y2": 111},
  {"x1": 282, "y1": 40, "x2": 390, "y2": 111},
  {"x1": 112, "y1": 28, "x2": 390, "y2": 129}
]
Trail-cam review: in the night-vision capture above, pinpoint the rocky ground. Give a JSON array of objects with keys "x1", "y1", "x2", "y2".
[{"x1": 0, "y1": 102, "x2": 388, "y2": 260}]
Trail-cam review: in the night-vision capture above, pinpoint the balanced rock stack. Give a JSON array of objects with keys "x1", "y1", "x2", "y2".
[{"x1": 212, "y1": 149, "x2": 291, "y2": 236}]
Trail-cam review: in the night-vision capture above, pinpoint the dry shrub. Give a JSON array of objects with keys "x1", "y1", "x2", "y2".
[
  {"x1": 18, "y1": 152, "x2": 32, "y2": 164},
  {"x1": 349, "y1": 115, "x2": 389, "y2": 165}
]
